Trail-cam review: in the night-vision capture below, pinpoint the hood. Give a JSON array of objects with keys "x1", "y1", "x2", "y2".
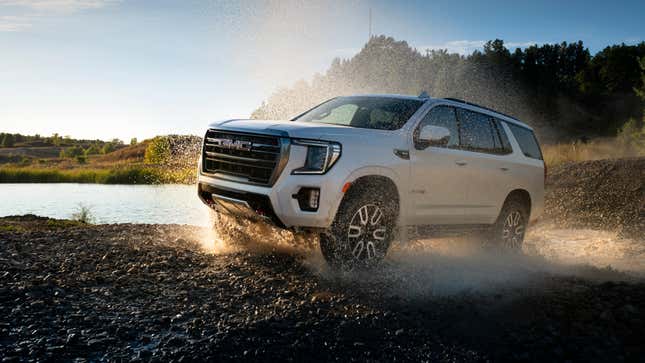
[{"x1": 207, "y1": 119, "x2": 399, "y2": 141}]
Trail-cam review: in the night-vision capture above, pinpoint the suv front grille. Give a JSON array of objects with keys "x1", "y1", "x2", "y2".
[{"x1": 202, "y1": 129, "x2": 288, "y2": 185}]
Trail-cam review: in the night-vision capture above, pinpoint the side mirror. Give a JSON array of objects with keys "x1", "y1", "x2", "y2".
[{"x1": 417, "y1": 125, "x2": 451, "y2": 148}]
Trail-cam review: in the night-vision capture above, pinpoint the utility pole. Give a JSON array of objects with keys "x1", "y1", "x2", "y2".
[{"x1": 368, "y1": 7, "x2": 372, "y2": 40}]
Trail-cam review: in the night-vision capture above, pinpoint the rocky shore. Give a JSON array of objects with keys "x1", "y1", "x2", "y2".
[
  {"x1": 1, "y1": 216, "x2": 644, "y2": 362},
  {"x1": 1, "y1": 157, "x2": 644, "y2": 362}
]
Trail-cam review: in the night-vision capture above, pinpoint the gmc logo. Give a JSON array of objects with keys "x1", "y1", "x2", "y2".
[{"x1": 213, "y1": 138, "x2": 252, "y2": 151}]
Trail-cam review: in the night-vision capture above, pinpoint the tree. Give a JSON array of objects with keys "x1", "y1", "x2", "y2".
[
  {"x1": 60, "y1": 145, "x2": 84, "y2": 158},
  {"x1": 251, "y1": 36, "x2": 644, "y2": 139},
  {"x1": 51, "y1": 133, "x2": 61, "y2": 146},
  {"x1": 84, "y1": 144, "x2": 101, "y2": 156},
  {"x1": 101, "y1": 142, "x2": 117, "y2": 154},
  {"x1": 1, "y1": 133, "x2": 15, "y2": 147},
  {"x1": 130, "y1": 137, "x2": 138, "y2": 145},
  {"x1": 635, "y1": 55, "x2": 645, "y2": 102}
]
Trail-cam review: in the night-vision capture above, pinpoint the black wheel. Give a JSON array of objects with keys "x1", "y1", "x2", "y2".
[
  {"x1": 488, "y1": 197, "x2": 530, "y2": 251},
  {"x1": 319, "y1": 187, "x2": 396, "y2": 269}
]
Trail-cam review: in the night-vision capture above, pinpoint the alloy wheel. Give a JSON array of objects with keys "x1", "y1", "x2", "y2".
[
  {"x1": 501, "y1": 210, "x2": 525, "y2": 249},
  {"x1": 347, "y1": 204, "x2": 387, "y2": 261}
]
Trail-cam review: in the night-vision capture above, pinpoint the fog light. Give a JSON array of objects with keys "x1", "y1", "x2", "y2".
[{"x1": 293, "y1": 187, "x2": 320, "y2": 212}]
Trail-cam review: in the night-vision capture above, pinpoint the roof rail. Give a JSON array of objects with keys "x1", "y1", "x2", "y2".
[{"x1": 443, "y1": 97, "x2": 520, "y2": 121}]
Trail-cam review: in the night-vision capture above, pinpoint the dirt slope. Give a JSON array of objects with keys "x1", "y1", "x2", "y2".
[{"x1": 544, "y1": 157, "x2": 645, "y2": 238}]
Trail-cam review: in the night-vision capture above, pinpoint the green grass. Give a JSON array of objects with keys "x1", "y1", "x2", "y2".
[{"x1": 0, "y1": 166, "x2": 195, "y2": 184}]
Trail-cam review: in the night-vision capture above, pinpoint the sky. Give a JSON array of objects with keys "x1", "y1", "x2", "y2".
[{"x1": 1, "y1": 0, "x2": 643, "y2": 141}]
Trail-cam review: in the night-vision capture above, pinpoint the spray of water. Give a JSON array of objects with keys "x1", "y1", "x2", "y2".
[
  {"x1": 195, "y1": 207, "x2": 643, "y2": 298},
  {"x1": 304, "y1": 231, "x2": 642, "y2": 298}
]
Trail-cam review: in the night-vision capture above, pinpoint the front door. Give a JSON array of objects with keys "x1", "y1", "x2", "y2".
[{"x1": 408, "y1": 105, "x2": 469, "y2": 225}]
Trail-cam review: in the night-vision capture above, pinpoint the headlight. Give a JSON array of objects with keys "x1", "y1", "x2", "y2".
[{"x1": 292, "y1": 139, "x2": 341, "y2": 175}]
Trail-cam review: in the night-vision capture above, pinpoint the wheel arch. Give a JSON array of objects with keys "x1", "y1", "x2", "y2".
[
  {"x1": 338, "y1": 174, "x2": 401, "y2": 222},
  {"x1": 501, "y1": 189, "x2": 532, "y2": 216}
]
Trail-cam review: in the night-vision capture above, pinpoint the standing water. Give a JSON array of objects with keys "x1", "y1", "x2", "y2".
[{"x1": 0, "y1": 183, "x2": 211, "y2": 226}]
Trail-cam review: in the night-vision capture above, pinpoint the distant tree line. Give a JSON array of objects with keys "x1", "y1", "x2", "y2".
[
  {"x1": 59, "y1": 139, "x2": 125, "y2": 162},
  {"x1": 0, "y1": 132, "x2": 128, "y2": 150},
  {"x1": 252, "y1": 36, "x2": 645, "y2": 141}
]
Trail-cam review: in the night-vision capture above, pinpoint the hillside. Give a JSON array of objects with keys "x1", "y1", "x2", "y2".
[
  {"x1": 0, "y1": 135, "x2": 201, "y2": 184},
  {"x1": 544, "y1": 157, "x2": 645, "y2": 238}
]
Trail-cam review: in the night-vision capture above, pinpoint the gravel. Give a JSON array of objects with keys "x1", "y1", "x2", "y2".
[
  {"x1": 544, "y1": 157, "x2": 645, "y2": 238},
  {"x1": 1, "y1": 219, "x2": 644, "y2": 362},
  {"x1": 1, "y1": 157, "x2": 644, "y2": 362}
]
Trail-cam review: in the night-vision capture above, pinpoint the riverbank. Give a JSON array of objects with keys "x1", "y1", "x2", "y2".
[{"x1": 0, "y1": 165, "x2": 195, "y2": 184}]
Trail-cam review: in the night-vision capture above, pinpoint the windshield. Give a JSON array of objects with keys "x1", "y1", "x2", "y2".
[{"x1": 293, "y1": 96, "x2": 425, "y2": 130}]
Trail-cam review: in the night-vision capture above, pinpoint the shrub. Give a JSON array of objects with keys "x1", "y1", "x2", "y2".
[
  {"x1": 60, "y1": 145, "x2": 84, "y2": 158},
  {"x1": 84, "y1": 144, "x2": 101, "y2": 155},
  {"x1": 617, "y1": 118, "x2": 645, "y2": 149},
  {"x1": 71, "y1": 204, "x2": 94, "y2": 224},
  {"x1": 1, "y1": 133, "x2": 15, "y2": 147},
  {"x1": 144, "y1": 136, "x2": 171, "y2": 164}
]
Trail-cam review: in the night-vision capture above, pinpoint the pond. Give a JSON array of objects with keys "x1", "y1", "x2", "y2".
[{"x1": 0, "y1": 183, "x2": 211, "y2": 226}]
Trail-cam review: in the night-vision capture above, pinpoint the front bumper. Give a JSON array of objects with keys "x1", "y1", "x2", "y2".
[
  {"x1": 197, "y1": 146, "x2": 347, "y2": 229},
  {"x1": 198, "y1": 182, "x2": 286, "y2": 227}
]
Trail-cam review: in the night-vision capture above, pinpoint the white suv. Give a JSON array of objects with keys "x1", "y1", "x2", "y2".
[{"x1": 198, "y1": 94, "x2": 545, "y2": 268}]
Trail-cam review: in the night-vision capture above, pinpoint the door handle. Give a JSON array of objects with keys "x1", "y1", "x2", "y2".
[
  {"x1": 455, "y1": 160, "x2": 467, "y2": 166},
  {"x1": 500, "y1": 167, "x2": 509, "y2": 171}
]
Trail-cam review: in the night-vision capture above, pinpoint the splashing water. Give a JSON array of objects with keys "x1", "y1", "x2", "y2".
[
  {"x1": 525, "y1": 224, "x2": 645, "y2": 275},
  {"x1": 194, "y1": 205, "x2": 643, "y2": 297}
]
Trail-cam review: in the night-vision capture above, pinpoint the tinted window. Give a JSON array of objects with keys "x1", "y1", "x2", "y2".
[
  {"x1": 507, "y1": 123, "x2": 543, "y2": 159},
  {"x1": 457, "y1": 108, "x2": 496, "y2": 153},
  {"x1": 493, "y1": 118, "x2": 513, "y2": 154},
  {"x1": 415, "y1": 106, "x2": 459, "y2": 149},
  {"x1": 295, "y1": 96, "x2": 424, "y2": 130}
]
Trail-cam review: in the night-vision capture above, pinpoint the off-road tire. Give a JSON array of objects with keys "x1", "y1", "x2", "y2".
[
  {"x1": 319, "y1": 187, "x2": 397, "y2": 269},
  {"x1": 487, "y1": 197, "x2": 530, "y2": 252}
]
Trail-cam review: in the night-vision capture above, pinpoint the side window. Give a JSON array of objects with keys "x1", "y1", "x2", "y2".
[
  {"x1": 456, "y1": 108, "x2": 496, "y2": 153},
  {"x1": 414, "y1": 106, "x2": 459, "y2": 149},
  {"x1": 494, "y1": 118, "x2": 513, "y2": 154},
  {"x1": 506, "y1": 123, "x2": 543, "y2": 160}
]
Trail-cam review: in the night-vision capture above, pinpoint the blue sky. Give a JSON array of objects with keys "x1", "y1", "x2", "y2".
[{"x1": 1, "y1": 0, "x2": 643, "y2": 140}]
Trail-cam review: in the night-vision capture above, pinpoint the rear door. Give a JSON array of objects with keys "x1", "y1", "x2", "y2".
[
  {"x1": 455, "y1": 108, "x2": 515, "y2": 224},
  {"x1": 408, "y1": 105, "x2": 469, "y2": 225}
]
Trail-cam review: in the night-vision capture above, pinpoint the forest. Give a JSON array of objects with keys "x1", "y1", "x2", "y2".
[{"x1": 252, "y1": 36, "x2": 645, "y2": 142}]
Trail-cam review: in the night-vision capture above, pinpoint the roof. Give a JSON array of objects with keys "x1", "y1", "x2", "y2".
[
  {"x1": 340, "y1": 93, "x2": 425, "y2": 101},
  {"x1": 433, "y1": 97, "x2": 532, "y2": 129}
]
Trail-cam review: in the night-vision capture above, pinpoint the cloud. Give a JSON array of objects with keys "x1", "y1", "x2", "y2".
[
  {"x1": 0, "y1": 0, "x2": 119, "y2": 12},
  {"x1": 0, "y1": 0, "x2": 119, "y2": 31},
  {"x1": 417, "y1": 40, "x2": 537, "y2": 55},
  {"x1": 0, "y1": 15, "x2": 33, "y2": 31},
  {"x1": 506, "y1": 41, "x2": 538, "y2": 48}
]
